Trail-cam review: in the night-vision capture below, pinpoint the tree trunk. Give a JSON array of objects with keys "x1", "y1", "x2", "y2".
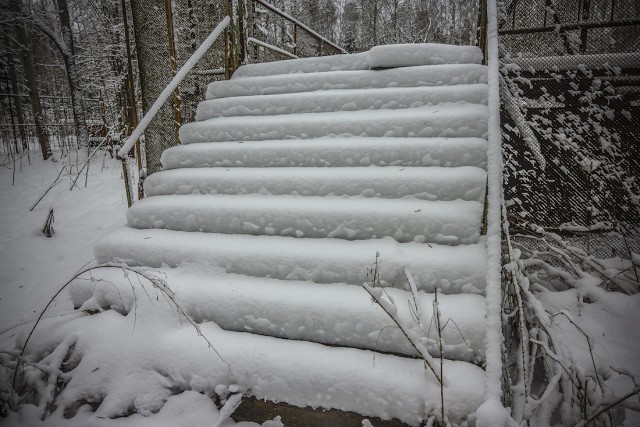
[
  {"x1": 56, "y1": 0, "x2": 89, "y2": 148},
  {"x1": 9, "y1": 0, "x2": 51, "y2": 160},
  {"x1": 4, "y1": 36, "x2": 28, "y2": 149}
]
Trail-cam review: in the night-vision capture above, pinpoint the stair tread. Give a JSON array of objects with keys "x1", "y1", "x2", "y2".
[
  {"x1": 367, "y1": 43, "x2": 483, "y2": 69},
  {"x1": 144, "y1": 166, "x2": 487, "y2": 201},
  {"x1": 207, "y1": 64, "x2": 487, "y2": 99},
  {"x1": 231, "y1": 44, "x2": 482, "y2": 80},
  {"x1": 180, "y1": 103, "x2": 489, "y2": 144},
  {"x1": 231, "y1": 52, "x2": 370, "y2": 79},
  {"x1": 159, "y1": 266, "x2": 487, "y2": 362},
  {"x1": 160, "y1": 137, "x2": 488, "y2": 169},
  {"x1": 127, "y1": 194, "x2": 483, "y2": 244},
  {"x1": 96, "y1": 228, "x2": 486, "y2": 294},
  {"x1": 196, "y1": 84, "x2": 488, "y2": 120}
]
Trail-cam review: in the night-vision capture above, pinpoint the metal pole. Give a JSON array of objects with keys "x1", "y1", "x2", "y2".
[
  {"x1": 164, "y1": 0, "x2": 182, "y2": 144},
  {"x1": 121, "y1": 0, "x2": 142, "y2": 173}
]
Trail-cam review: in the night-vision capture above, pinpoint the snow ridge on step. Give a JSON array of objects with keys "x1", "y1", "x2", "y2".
[
  {"x1": 231, "y1": 44, "x2": 483, "y2": 80},
  {"x1": 231, "y1": 52, "x2": 370, "y2": 78},
  {"x1": 144, "y1": 166, "x2": 487, "y2": 202},
  {"x1": 160, "y1": 137, "x2": 488, "y2": 169},
  {"x1": 180, "y1": 104, "x2": 489, "y2": 144},
  {"x1": 96, "y1": 228, "x2": 486, "y2": 294},
  {"x1": 207, "y1": 64, "x2": 487, "y2": 99},
  {"x1": 196, "y1": 84, "x2": 488, "y2": 120},
  {"x1": 158, "y1": 266, "x2": 487, "y2": 363},
  {"x1": 368, "y1": 43, "x2": 484, "y2": 68},
  {"x1": 127, "y1": 194, "x2": 483, "y2": 244}
]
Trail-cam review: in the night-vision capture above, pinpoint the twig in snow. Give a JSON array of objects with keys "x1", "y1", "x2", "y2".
[
  {"x1": 362, "y1": 257, "x2": 441, "y2": 385},
  {"x1": 579, "y1": 387, "x2": 640, "y2": 426},
  {"x1": 12, "y1": 263, "x2": 229, "y2": 390},
  {"x1": 212, "y1": 392, "x2": 244, "y2": 427},
  {"x1": 29, "y1": 166, "x2": 67, "y2": 211}
]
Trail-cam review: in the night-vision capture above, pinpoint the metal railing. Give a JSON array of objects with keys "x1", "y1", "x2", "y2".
[
  {"x1": 117, "y1": 17, "x2": 230, "y2": 206},
  {"x1": 225, "y1": 0, "x2": 347, "y2": 77}
]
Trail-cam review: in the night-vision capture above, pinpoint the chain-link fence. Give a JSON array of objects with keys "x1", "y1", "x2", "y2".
[
  {"x1": 242, "y1": 0, "x2": 345, "y2": 64},
  {"x1": 129, "y1": 0, "x2": 227, "y2": 176},
  {"x1": 498, "y1": 0, "x2": 640, "y2": 256},
  {"x1": 131, "y1": 0, "x2": 345, "y2": 177}
]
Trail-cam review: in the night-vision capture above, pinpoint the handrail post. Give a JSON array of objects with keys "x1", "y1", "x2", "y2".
[
  {"x1": 293, "y1": 22, "x2": 297, "y2": 57},
  {"x1": 164, "y1": 0, "x2": 182, "y2": 144}
]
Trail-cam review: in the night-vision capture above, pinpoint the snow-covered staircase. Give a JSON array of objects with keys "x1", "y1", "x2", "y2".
[{"x1": 97, "y1": 44, "x2": 489, "y2": 426}]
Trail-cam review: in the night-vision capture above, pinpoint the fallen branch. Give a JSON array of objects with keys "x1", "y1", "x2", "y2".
[
  {"x1": 580, "y1": 386, "x2": 640, "y2": 426},
  {"x1": 29, "y1": 166, "x2": 66, "y2": 211}
]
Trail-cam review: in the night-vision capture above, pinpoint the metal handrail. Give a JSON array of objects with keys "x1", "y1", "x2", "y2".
[
  {"x1": 117, "y1": 16, "x2": 230, "y2": 159},
  {"x1": 251, "y1": 0, "x2": 347, "y2": 55},
  {"x1": 247, "y1": 37, "x2": 299, "y2": 59}
]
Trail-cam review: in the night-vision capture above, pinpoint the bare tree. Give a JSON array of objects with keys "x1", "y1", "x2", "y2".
[{"x1": 7, "y1": 0, "x2": 52, "y2": 160}]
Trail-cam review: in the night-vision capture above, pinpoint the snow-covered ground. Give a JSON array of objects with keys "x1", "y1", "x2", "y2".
[
  {"x1": 0, "y1": 152, "x2": 127, "y2": 341},
  {"x1": 0, "y1": 152, "x2": 283, "y2": 426},
  {"x1": 1, "y1": 147, "x2": 639, "y2": 426}
]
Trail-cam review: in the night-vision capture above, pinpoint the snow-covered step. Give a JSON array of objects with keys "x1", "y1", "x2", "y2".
[
  {"x1": 196, "y1": 84, "x2": 488, "y2": 120},
  {"x1": 127, "y1": 195, "x2": 482, "y2": 244},
  {"x1": 231, "y1": 44, "x2": 483, "y2": 79},
  {"x1": 160, "y1": 137, "x2": 488, "y2": 169},
  {"x1": 231, "y1": 52, "x2": 370, "y2": 79},
  {"x1": 207, "y1": 64, "x2": 487, "y2": 99},
  {"x1": 367, "y1": 43, "x2": 483, "y2": 68},
  {"x1": 42, "y1": 300, "x2": 485, "y2": 426},
  {"x1": 158, "y1": 267, "x2": 487, "y2": 363},
  {"x1": 180, "y1": 104, "x2": 489, "y2": 144},
  {"x1": 144, "y1": 166, "x2": 487, "y2": 202},
  {"x1": 96, "y1": 228, "x2": 486, "y2": 294}
]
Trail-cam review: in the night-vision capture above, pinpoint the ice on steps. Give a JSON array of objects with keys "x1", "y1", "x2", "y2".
[
  {"x1": 206, "y1": 64, "x2": 487, "y2": 99},
  {"x1": 231, "y1": 52, "x2": 369, "y2": 78},
  {"x1": 196, "y1": 84, "x2": 488, "y2": 120},
  {"x1": 96, "y1": 228, "x2": 487, "y2": 294},
  {"x1": 144, "y1": 166, "x2": 487, "y2": 202},
  {"x1": 180, "y1": 104, "x2": 489, "y2": 144},
  {"x1": 127, "y1": 194, "x2": 483, "y2": 244},
  {"x1": 155, "y1": 266, "x2": 487, "y2": 363},
  {"x1": 160, "y1": 137, "x2": 488, "y2": 169},
  {"x1": 368, "y1": 43, "x2": 484, "y2": 68}
]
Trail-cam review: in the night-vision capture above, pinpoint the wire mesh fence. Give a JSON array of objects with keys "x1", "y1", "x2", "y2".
[
  {"x1": 498, "y1": 0, "x2": 640, "y2": 255},
  {"x1": 131, "y1": 0, "x2": 345, "y2": 176}
]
